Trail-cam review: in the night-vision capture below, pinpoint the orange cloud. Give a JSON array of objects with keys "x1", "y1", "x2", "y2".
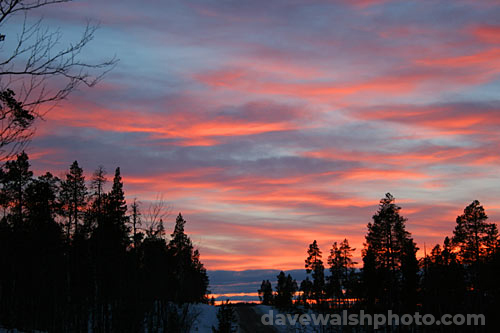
[
  {"x1": 347, "y1": 0, "x2": 393, "y2": 8},
  {"x1": 197, "y1": 68, "x2": 434, "y2": 103},
  {"x1": 351, "y1": 104, "x2": 500, "y2": 136},
  {"x1": 471, "y1": 25, "x2": 500, "y2": 44},
  {"x1": 193, "y1": 222, "x2": 369, "y2": 270},
  {"x1": 39, "y1": 100, "x2": 303, "y2": 146},
  {"x1": 416, "y1": 48, "x2": 500, "y2": 79},
  {"x1": 303, "y1": 145, "x2": 472, "y2": 167}
]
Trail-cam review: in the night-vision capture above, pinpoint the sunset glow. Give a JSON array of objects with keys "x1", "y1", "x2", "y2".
[{"x1": 8, "y1": 0, "x2": 500, "y2": 272}]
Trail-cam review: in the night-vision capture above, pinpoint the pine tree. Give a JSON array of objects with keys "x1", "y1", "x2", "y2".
[
  {"x1": 168, "y1": 213, "x2": 209, "y2": 303},
  {"x1": 312, "y1": 265, "x2": 325, "y2": 305},
  {"x1": 60, "y1": 161, "x2": 87, "y2": 238},
  {"x1": 0, "y1": 167, "x2": 9, "y2": 218},
  {"x1": 484, "y1": 223, "x2": 499, "y2": 260},
  {"x1": 299, "y1": 277, "x2": 313, "y2": 306},
  {"x1": 25, "y1": 172, "x2": 60, "y2": 225},
  {"x1": 327, "y1": 241, "x2": 342, "y2": 301},
  {"x1": 94, "y1": 167, "x2": 130, "y2": 249},
  {"x1": 400, "y1": 237, "x2": 419, "y2": 312},
  {"x1": 274, "y1": 271, "x2": 297, "y2": 308},
  {"x1": 451, "y1": 201, "x2": 499, "y2": 319},
  {"x1": 305, "y1": 240, "x2": 325, "y2": 303},
  {"x1": 452, "y1": 200, "x2": 497, "y2": 264},
  {"x1": 258, "y1": 280, "x2": 274, "y2": 305},
  {"x1": 130, "y1": 199, "x2": 143, "y2": 248},
  {"x1": 305, "y1": 240, "x2": 322, "y2": 273},
  {"x1": 107, "y1": 167, "x2": 128, "y2": 227},
  {"x1": 3, "y1": 151, "x2": 33, "y2": 224},
  {"x1": 83, "y1": 167, "x2": 107, "y2": 238},
  {"x1": 421, "y1": 237, "x2": 465, "y2": 316},
  {"x1": 170, "y1": 213, "x2": 193, "y2": 255},
  {"x1": 362, "y1": 193, "x2": 418, "y2": 311},
  {"x1": 212, "y1": 300, "x2": 236, "y2": 333},
  {"x1": 0, "y1": 154, "x2": 216, "y2": 331},
  {"x1": 90, "y1": 166, "x2": 107, "y2": 215},
  {"x1": 90, "y1": 167, "x2": 130, "y2": 330},
  {"x1": 191, "y1": 249, "x2": 209, "y2": 302},
  {"x1": 327, "y1": 239, "x2": 356, "y2": 303}
]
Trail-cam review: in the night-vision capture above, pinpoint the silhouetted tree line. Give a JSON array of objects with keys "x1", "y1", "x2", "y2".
[
  {"x1": 259, "y1": 193, "x2": 499, "y2": 330},
  {"x1": 0, "y1": 152, "x2": 209, "y2": 332}
]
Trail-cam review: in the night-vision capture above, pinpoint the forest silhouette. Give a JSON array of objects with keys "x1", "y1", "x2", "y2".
[
  {"x1": 0, "y1": 153, "x2": 498, "y2": 331},
  {"x1": 0, "y1": 152, "x2": 209, "y2": 332},
  {"x1": 1, "y1": 1, "x2": 499, "y2": 332},
  {"x1": 259, "y1": 193, "x2": 500, "y2": 331}
]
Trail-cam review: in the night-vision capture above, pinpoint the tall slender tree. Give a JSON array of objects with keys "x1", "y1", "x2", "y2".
[
  {"x1": 274, "y1": 271, "x2": 298, "y2": 308},
  {"x1": 305, "y1": 240, "x2": 325, "y2": 303},
  {"x1": 258, "y1": 280, "x2": 274, "y2": 305},
  {"x1": 168, "y1": 213, "x2": 209, "y2": 303},
  {"x1": 83, "y1": 166, "x2": 107, "y2": 237},
  {"x1": 305, "y1": 240, "x2": 322, "y2": 273},
  {"x1": 2, "y1": 151, "x2": 32, "y2": 223},
  {"x1": 90, "y1": 166, "x2": 107, "y2": 214},
  {"x1": 327, "y1": 239, "x2": 356, "y2": 303},
  {"x1": 327, "y1": 241, "x2": 343, "y2": 301},
  {"x1": 60, "y1": 161, "x2": 87, "y2": 238},
  {"x1": 170, "y1": 213, "x2": 192, "y2": 254},
  {"x1": 25, "y1": 172, "x2": 60, "y2": 224},
  {"x1": 107, "y1": 167, "x2": 128, "y2": 228},
  {"x1": 362, "y1": 193, "x2": 418, "y2": 312},
  {"x1": 130, "y1": 199, "x2": 143, "y2": 248},
  {"x1": 421, "y1": 237, "x2": 466, "y2": 316},
  {"x1": 299, "y1": 277, "x2": 313, "y2": 306}
]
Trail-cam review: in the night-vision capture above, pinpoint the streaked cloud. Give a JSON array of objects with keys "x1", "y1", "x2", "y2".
[{"x1": 3, "y1": 0, "x2": 498, "y2": 276}]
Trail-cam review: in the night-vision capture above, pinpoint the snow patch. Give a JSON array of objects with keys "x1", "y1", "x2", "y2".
[
  {"x1": 253, "y1": 305, "x2": 331, "y2": 333},
  {"x1": 190, "y1": 303, "x2": 219, "y2": 332}
]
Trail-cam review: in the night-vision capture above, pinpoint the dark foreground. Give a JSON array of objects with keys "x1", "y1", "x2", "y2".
[{"x1": 236, "y1": 306, "x2": 277, "y2": 333}]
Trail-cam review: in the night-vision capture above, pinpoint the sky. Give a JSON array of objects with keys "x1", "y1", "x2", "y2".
[{"x1": 3, "y1": 0, "x2": 500, "y2": 280}]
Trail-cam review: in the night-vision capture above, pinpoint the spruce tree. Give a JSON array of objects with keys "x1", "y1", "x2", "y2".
[
  {"x1": 90, "y1": 167, "x2": 130, "y2": 330},
  {"x1": 170, "y1": 213, "x2": 192, "y2": 253},
  {"x1": 168, "y1": 213, "x2": 209, "y2": 303},
  {"x1": 107, "y1": 167, "x2": 128, "y2": 228},
  {"x1": 191, "y1": 248, "x2": 209, "y2": 302}
]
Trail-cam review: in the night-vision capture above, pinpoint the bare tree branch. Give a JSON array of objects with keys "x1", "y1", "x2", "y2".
[
  {"x1": 0, "y1": 0, "x2": 118, "y2": 160},
  {"x1": 0, "y1": 1, "x2": 70, "y2": 25},
  {"x1": 144, "y1": 193, "x2": 172, "y2": 238}
]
